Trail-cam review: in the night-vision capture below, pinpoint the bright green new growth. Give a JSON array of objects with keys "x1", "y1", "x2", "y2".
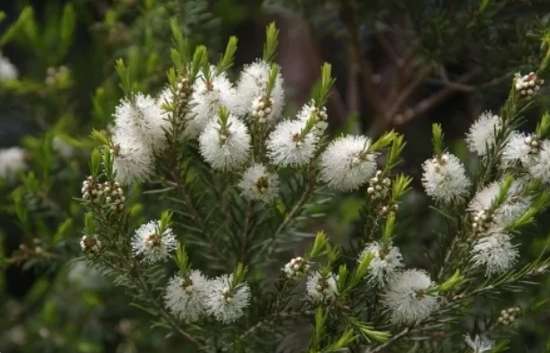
[
  {"x1": 263, "y1": 22, "x2": 279, "y2": 63},
  {"x1": 432, "y1": 123, "x2": 444, "y2": 155},
  {"x1": 216, "y1": 36, "x2": 238, "y2": 73},
  {"x1": 312, "y1": 63, "x2": 335, "y2": 107}
]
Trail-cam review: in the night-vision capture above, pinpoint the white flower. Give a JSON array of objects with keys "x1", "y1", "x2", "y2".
[
  {"x1": 0, "y1": 147, "x2": 26, "y2": 180},
  {"x1": 422, "y1": 153, "x2": 471, "y2": 203},
  {"x1": 320, "y1": 135, "x2": 377, "y2": 191},
  {"x1": 466, "y1": 111, "x2": 502, "y2": 157},
  {"x1": 267, "y1": 119, "x2": 320, "y2": 167},
  {"x1": 306, "y1": 271, "x2": 338, "y2": 303},
  {"x1": 382, "y1": 269, "x2": 439, "y2": 325},
  {"x1": 165, "y1": 270, "x2": 209, "y2": 322},
  {"x1": 501, "y1": 132, "x2": 532, "y2": 168},
  {"x1": 52, "y1": 136, "x2": 75, "y2": 158},
  {"x1": 0, "y1": 52, "x2": 18, "y2": 81},
  {"x1": 205, "y1": 274, "x2": 250, "y2": 323},
  {"x1": 131, "y1": 220, "x2": 177, "y2": 263},
  {"x1": 468, "y1": 180, "x2": 529, "y2": 231},
  {"x1": 464, "y1": 334, "x2": 494, "y2": 353},
  {"x1": 238, "y1": 163, "x2": 280, "y2": 202},
  {"x1": 283, "y1": 256, "x2": 310, "y2": 279},
  {"x1": 234, "y1": 60, "x2": 284, "y2": 121},
  {"x1": 112, "y1": 131, "x2": 154, "y2": 185},
  {"x1": 296, "y1": 102, "x2": 328, "y2": 135},
  {"x1": 358, "y1": 242, "x2": 403, "y2": 286},
  {"x1": 67, "y1": 260, "x2": 105, "y2": 290},
  {"x1": 199, "y1": 114, "x2": 251, "y2": 170},
  {"x1": 471, "y1": 232, "x2": 518, "y2": 276},
  {"x1": 184, "y1": 70, "x2": 237, "y2": 138},
  {"x1": 113, "y1": 93, "x2": 168, "y2": 151},
  {"x1": 527, "y1": 139, "x2": 550, "y2": 183}
]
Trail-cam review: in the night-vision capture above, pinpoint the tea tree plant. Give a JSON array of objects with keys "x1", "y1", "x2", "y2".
[{"x1": 78, "y1": 22, "x2": 550, "y2": 353}]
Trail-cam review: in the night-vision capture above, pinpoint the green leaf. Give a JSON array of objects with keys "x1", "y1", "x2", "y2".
[
  {"x1": 437, "y1": 269, "x2": 464, "y2": 292},
  {"x1": 309, "y1": 231, "x2": 329, "y2": 259},
  {"x1": 536, "y1": 112, "x2": 550, "y2": 139},
  {"x1": 263, "y1": 22, "x2": 279, "y2": 63},
  {"x1": 115, "y1": 58, "x2": 134, "y2": 96},
  {"x1": 59, "y1": 3, "x2": 76, "y2": 57},
  {"x1": 0, "y1": 7, "x2": 35, "y2": 46},
  {"x1": 53, "y1": 218, "x2": 73, "y2": 244},
  {"x1": 432, "y1": 123, "x2": 444, "y2": 155},
  {"x1": 382, "y1": 212, "x2": 396, "y2": 243},
  {"x1": 190, "y1": 45, "x2": 208, "y2": 81},
  {"x1": 90, "y1": 148, "x2": 102, "y2": 177},
  {"x1": 175, "y1": 243, "x2": 190, "y2": 274},
  {"x1": 217, "y1": 36, "x2": 238, "y2": 73},
  {"x1": 312, "y1": 63, "x2": 335, "y2": 107}
]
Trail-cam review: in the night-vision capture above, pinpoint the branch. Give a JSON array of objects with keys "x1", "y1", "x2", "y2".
[{"x1": 392, "y1": 69, "x2": 479, "y2": 127}]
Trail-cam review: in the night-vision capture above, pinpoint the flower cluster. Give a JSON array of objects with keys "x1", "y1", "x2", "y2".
[
  {"x1": 466, "y1": 111, "x2": 502, "y2": 157},
  {"x1": 164, "y1": 270, "x2": 209, "y2": 323},
  {"x1": 283, "y1": 256, "x2": 310, "y2": 279},
  {"x1": 497, "y1": 306, "x2": 521, "y2": 326},
  {"x1": 238, "y1": 163, "x2": 280, "y2": 202},
  {"x1": 80, "y1": 234, "x2": 102, "y2": 254},
  {"x1": 0, "y1": 52, "x2": 18, "y2": 81},
  {"x1": 320, "y1": 135, "x2": 377, "y2": 191},
  {"x1": 358, "y1": 242, "x2": 403, "y2": 285},
  {"x1": 382, "y1": 269, "x2": 439, "y2": 325},
  {"x1": 0, "y1": 147, "x2": 26, "y2": 180},
  {"x1": 75, "y1": 23, "x2": 550, "y2": 353},
  {"x1": 464, "y1": 334, "x2": 494, "y2": 353},
  {"x1": 422, "y1": 153, "x2": 471, "y2": 204},
  {"x1": 306, "y1": 271, "x2": 338, "y2": 304},
  {"x1": 81, "y1": 176, "x2": 125, "y2": 211},
  {"x1": 514, "y1": 72, "x2": 544, "y2": 97},
  {"x1": 131, "y1": 220, "x2": 177, "y2": 264}
]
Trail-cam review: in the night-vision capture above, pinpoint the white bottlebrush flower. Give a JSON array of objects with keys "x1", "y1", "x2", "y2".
[
  {"x1": 0, "y1": 147, "x2": 26, "y2": 180},
  {"x1": 199, "y1": 114, "x2": 251, "y2": 170},
  {"x1": 111, "y1": 131, "x2": 154, "y2": 185},
  {"x1": 235, "y1": 60, "x2": 284, "y2": 121},
  {"x1": 113, "y1": 93, "x2": 168, "y2": 151},
  {"x1": 238, "y1": 163, "x2": 280, "y2": 202},
  {"x1": 501, "y1": 131, "x2": 532, "y2": 168},
  {"x1": 468, "y1": 180, "x2": 529, "y2": 231},
  {"x1": 320, "y1": 135, "x2": 377, "y2": 191},
  {"x1": 358, "y1": 242, "x2": 403, "y2": 286},
  {"x1": 267, "y1": 119, "x2": 320, "y2": 167},
  {"x1": 131, "y1": 220, "x2": 177, "y2": 263},
  {"x1": 527, "y1": 139, "x2": 550, "y2": 183},
  {"x1": 184, "y1": 71, "x2": 237, "y2": 138},
  {"x1": 306, "y1": 271, "x2": 338, "y2": 303},
  {"x1": 0, "y1": 52, "x2": 18, "y2": 81},
  {"x1": 464, "y1": 334, "x2": 494, "y2": 353},
  {"x1": 283, "y1": 256, "x2": 310, "y2": 279},
  {"x1": 422, "y1": 153, "x2": 471, "y2": 203},
  {"x1": 164, "y1": 270, "x2": 209, "y2": 322},
  {"x1": 382, "y1": 269, "x2": 439, "y2": 325},
  {"x1": 471, "y1": 232, "x2": 518, "y2": 276},
  {"x1": 466, "y1": 111, "x2": 502, "y2": 157},
  {"x1": 205, "y1": 274, "x2": 251, "y2": 324}
]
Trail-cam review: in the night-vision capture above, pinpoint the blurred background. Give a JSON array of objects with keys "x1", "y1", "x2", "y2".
[{"x1": 1, "y1": 0, "x2": 550, "y2": 352}]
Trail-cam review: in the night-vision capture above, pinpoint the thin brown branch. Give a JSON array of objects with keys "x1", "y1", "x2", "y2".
[{"x1": 393, "y1": 70, "x2": 479, "y2": 126}]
